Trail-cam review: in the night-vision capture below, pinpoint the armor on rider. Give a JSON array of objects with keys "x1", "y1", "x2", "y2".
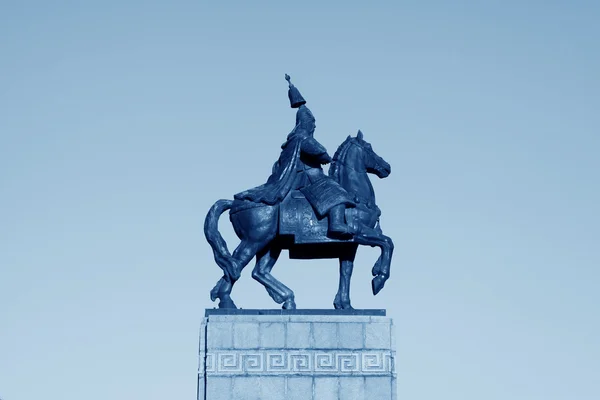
[{"x1": 234, "y1": 75, "x2": 354, "y2": 238}]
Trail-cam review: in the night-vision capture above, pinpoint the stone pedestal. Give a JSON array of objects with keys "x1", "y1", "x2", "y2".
[{"x1": 198, "y1": 310, "x2": 396, "y2": 400}]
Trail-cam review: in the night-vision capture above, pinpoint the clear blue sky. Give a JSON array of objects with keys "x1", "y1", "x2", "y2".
[{"x1": 1, "y1": 1, "x2": 599, "y2": 399}]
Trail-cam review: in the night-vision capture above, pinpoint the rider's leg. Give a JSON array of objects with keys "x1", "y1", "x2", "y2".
[
  {"x1": 303, "y1": 169, "x2": 352, "y2": 239},
  {"x1": 328, "y1": 204, "x2": 352, "y2": 239}
]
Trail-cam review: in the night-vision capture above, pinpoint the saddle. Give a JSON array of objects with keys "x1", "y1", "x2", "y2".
[{"x1": 279, "y1": 190, "x2": 348, "y2": 245}]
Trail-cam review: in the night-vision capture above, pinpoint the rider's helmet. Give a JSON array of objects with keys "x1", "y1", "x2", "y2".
[{"x1": 285, "y1": 74, "x2": 306, "y2": 108}]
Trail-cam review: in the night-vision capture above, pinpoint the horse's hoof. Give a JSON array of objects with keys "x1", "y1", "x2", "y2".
[
  {"x1": 210, "y1": 279, "x2": 225, "y2": 301},
  {"x1": 333, "y1": 294, "x2": 342, "y2": 309},
  {"x1": 334, "y1": 296, "x2": 353, "y2": 310},
  {"x1": 372, "y1": 276, "x2": 387, "y2": 295},
  {"x1": 282, "y1": 299, "x2": 296, "y2": 310}
]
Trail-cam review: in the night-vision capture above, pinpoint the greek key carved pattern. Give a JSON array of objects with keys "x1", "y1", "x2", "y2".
[{"x1": 202, "y1": 350, "x2": 393, "y2": 376}]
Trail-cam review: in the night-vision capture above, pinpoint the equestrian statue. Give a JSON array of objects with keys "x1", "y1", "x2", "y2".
[{"x1": 204, "y1": 75, "x2": 394, "y2": 309}]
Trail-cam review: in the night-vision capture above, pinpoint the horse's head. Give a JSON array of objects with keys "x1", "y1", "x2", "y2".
[{"x1": 349, "y1": 130, "x2": 391, "y2": 178}]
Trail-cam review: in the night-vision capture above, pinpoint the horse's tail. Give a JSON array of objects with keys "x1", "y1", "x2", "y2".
[{"x1": 204, "y1": 199, "x2": 239, "y2": 281}]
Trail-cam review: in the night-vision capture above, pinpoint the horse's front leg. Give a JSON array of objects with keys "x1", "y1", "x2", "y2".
[
  {"x1": 334, "y1": 246, "x2": 358, "y2": 309},
  {"x1": 354, "y1": 225, "x2": 394, "y2": 295}
]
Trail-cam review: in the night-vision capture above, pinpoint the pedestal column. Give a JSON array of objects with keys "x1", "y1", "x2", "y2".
[{"x1": 198, "y1": 309, "x2": 396, "y2": 400}]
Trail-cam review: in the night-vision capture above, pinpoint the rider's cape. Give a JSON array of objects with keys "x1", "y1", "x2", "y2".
[
  {"x1": 234, "y1": 130, "x2": 305, "y2": 205},
  {"x1": 234, "y1": 129, "x2": 355, "y2": 216}
]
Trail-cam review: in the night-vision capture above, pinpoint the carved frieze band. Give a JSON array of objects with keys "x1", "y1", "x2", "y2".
[{"x1": 201, "y1": 350, "x2": 394, "y2": 376}]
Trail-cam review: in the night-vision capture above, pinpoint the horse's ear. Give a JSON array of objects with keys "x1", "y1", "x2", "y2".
[
  {"x1": 357, "y1": 130, "x2": 363, "y2": 140},
  {"x1": 347, "y1": 135, "x2": 352, "y2": 141}
]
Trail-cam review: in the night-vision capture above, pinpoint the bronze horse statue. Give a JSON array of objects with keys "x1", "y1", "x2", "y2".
[{"x1": 204, "y1": 130, "x2": 394, "y2": 309}]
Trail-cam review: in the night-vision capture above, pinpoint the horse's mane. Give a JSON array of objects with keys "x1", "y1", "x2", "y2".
[{"x1": 329, "y1": 135, "x2": 354, "y2": 182}]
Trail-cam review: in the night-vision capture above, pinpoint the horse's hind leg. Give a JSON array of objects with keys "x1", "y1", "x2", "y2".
[
  {"x1": 213, "y1": 239, "x2": 265, "y2": 308},
  {"x1": 252, "y1": 246, "x2": 296, "y2": 309}
]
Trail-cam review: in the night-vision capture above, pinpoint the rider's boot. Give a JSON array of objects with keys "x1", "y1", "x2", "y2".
[{"x1": 328, "y1": 204, "x2": 352, "y2": 239}]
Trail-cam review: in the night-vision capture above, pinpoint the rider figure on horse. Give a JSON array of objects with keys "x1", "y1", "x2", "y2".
[{"x1": 234, "y1": 75, "x2": 355, "y2": 239}]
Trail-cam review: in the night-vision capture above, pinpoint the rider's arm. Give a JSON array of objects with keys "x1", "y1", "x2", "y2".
[{"x1": 301, "y1": 137, "x2": 332, "y2": 164}]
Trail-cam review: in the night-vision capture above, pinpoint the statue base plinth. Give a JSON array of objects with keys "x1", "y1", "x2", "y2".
[{"x1": 198, "y1": 309, "x2": 397, "y2": 400}]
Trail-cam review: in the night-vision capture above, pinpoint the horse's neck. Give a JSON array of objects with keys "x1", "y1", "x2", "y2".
[{"x1": 335, "y1": 162, "x2": 376, "y2": 205}]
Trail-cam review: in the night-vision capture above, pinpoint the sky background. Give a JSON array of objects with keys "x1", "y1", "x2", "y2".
[{"x1": 1, "y1": 1, "x2": 599, "y2": 399}]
